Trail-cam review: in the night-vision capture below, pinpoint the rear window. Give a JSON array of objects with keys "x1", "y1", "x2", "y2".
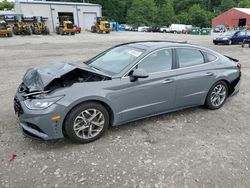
[
  {"x1": 177, "y1": 48, "x2": 204, "y2": 68},
  {"x1": 206, "y1": 53, "x2": 217, "y2": 62}
]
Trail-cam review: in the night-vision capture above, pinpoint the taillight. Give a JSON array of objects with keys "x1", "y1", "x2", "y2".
[{"x1": 237, "y1": 63, "x2": 241, "y2": 70}]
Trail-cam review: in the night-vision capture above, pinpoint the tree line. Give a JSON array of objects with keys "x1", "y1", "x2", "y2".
[{"x1": 1, "y1": 0, "x2": 250, "y2": 27}]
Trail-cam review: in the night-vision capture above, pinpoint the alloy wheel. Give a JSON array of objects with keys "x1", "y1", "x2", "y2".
[{"x1": 73, "y1": 109, "x2": 105, "y2": 139}]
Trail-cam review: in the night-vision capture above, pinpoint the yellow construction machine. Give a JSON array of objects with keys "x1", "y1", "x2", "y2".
[
  {"x1": 56, "y1": 16, "x2": 75, "y2": 35},
  {"x1": 91, "y1": 17, "x2": 111, "y2": 34},
  {"x1": 30, "y1": 16, "x2": 50, "y2": 35},
  {"x1": 0, "y1": 16, "x2": 13, "y2": 37},
  {"x1": 12, "y1": 15, "x2": 32, "y2": 35}
]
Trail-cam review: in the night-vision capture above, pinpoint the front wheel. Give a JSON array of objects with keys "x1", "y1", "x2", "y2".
[
  {"x1": 64, "y1": 102, "x2": 109, "y2": 143},
  {"x1": 205, "y1": 81, "x2": 228, "y2": 110}
]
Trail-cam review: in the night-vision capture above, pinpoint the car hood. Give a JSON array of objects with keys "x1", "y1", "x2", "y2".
[{"x1": 22, "y1": 62, "x2": 111, "y2": 92}]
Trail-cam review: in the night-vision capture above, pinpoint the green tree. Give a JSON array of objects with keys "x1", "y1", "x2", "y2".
[
  {"x1": 0, "y1": 0, "x2": 14, "y2": 10},
  {"x1": 157, "y1": 0, "x2": 175, "y2": 26},
  {"x1": 219, "y1": 0, "x2": 236, "y2": 12},
  {"x1": 127, "y1": 0, "x2": 157, "y2": 26},
  {"x1": 239, "y1": 0, "x2": 250, "y2": 7},
  {"x1": 188, "y1": 4, "x2": 211, "y2": 27},
  {"x1": 174, "y1": 12, "x2": 190, "y2": 24}
]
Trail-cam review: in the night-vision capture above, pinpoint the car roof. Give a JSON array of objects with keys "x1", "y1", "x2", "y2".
[{"x1": 116, "y1": 41, "x2": 203, "y2": 51}]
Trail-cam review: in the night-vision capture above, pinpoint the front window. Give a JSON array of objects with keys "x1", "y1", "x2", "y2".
[
  {"x1": 137, "y1": 49, "x2": 172, "y2": 73},
  {"x1": 88, "y1": 46, "x2": 144, "y2": 75},
  {"x1": 0, "y1": 23, "x2": 6, "y2": 29}
]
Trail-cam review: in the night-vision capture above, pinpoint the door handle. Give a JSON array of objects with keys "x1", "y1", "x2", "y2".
[
  {"x1": 205, "y1": 72, "x2": 214, "y2": 76},
  {"x1": 163, "y1": 79, "x2": 174, "y2": 84}
]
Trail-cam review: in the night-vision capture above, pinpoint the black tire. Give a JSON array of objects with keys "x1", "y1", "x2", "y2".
[
  {"x1": 205, "y1": 81, "x2": 228, "y2": 110},
  {"x1": 59, "y1": 28, "x2": 64, "y2": 35},
  {"x1": 64, "y1": 102, "x2": 109, "y2": 143},
  {"x1": 71, "y1": 32, "x2": 75, "y2": 35},
  {"x1": 162, "y1": 30, "x2": 166, "y2": 33},
  {"x1": 45, "y1": 27, "x2": 50, "y2": 35},
  {"x1": 8, "y1": 32, "x2": 13, "y2": 37},
  {"x1": 214, "y1": 42, "x2": 218, "y2": 45}
]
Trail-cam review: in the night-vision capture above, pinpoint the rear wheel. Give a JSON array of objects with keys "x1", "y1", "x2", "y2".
[
  {"x1": 64, "y1": 102, "x2": 109, "y2": 143},
  {"x1": 205, "y1": 81, "x2": 228, "y2": 110}
]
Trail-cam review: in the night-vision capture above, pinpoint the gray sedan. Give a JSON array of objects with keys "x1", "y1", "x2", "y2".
[{"x1": 14, "y1": 41, "x2": 241, "y2": 143}]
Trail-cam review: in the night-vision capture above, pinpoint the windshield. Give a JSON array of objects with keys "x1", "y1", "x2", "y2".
[
  {"x1": 221, "y1": 31, "x2": 235, "y2": 36},
  {"x1": 87, "y1": 46, "x2": 144, "y2": 75}
]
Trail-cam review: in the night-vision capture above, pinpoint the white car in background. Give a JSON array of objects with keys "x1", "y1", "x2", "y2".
[
  {"x1": 160, "y1": 26, "x2": 171, "y2": 33},
  {"x1": 138, "y1": 26, "x2": 150, "y2": 32}
]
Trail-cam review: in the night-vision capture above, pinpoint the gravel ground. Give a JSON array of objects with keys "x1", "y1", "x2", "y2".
[{"x1": 0, "y1": 31, "x2": 250, "y2": 188}]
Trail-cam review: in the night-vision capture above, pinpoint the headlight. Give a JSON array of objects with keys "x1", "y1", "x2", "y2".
[
  {"x1": 222, "y1": 37, "x2": 229, "y2": 40},
  {"x1": 24, "y1": 96, "x2": 64, "y2": 110}
]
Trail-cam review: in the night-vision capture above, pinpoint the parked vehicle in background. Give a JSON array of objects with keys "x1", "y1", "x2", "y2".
[
  {"x1": 182, "y1": 25, "x2": 192, "y2": 34},
  {"x1": 0, "y1": 17, "x2": 13, "y2": 37},
  {"x1": 146, "y1": 26, "x2": 160, "y2": 32},
  {"x1": 138, "y1": 26, "x2": 149, "y2": 32},
  {"x1": 13, "y1": 15, "x2": 32, "y2": 35},
  {"x1": 124, "y1": 24, "x2": 133, "y2": 31},
  {"x1": 73, "y1": 25, "x2": 81, "y2": 33},
  {"x1": 91, "y1": 17, "x2": 111, "y2": 34},
  {"x1": 14, "y1": 41, "x2": 241, "y2": 143},
  {"x1": 213, "y1": 24, "x2": 226, "y2": 33},
  {"x1": 213, "y1": 30, "x2": 249, "y2": 45},
  {"x1": 160, "y1": 26, "x2": 170, "y2": 33},
  {"x1": 30, "y1": 16, "x2": 50, "y2": 35},
  {"x1": 170, "y1": 24, "x2": 187, "y2": 33}
]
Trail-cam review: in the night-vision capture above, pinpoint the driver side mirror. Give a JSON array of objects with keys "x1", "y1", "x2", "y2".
[{"x1": 130, "y1": 68, "x2": 149, "y2": 82}]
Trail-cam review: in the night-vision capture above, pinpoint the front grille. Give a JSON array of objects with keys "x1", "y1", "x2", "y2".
[
  {"x1": 14, "y1": 97, "x2": 23, "y2": 116},
  {"x1": 67, "y1": 23, "x2": 73, "y2": 29}
]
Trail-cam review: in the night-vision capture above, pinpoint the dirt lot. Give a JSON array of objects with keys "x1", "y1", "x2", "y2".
[{"x1": 0, "y1": 31, "x2": 250, "y2": 188}]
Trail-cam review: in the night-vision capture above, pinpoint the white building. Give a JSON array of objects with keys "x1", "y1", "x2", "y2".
[{"x1": 14, "y1": 0, "x2": 102, "y2": 32}]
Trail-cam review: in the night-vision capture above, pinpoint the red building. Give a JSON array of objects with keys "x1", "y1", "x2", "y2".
[{"x1": 212, "y1": 8, "x2": 250, "y2": 29}]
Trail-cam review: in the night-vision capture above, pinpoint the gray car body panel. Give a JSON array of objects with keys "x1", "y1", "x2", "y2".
[{"x1": 14, "y1": 42, "x2": 241, "y2": 140}]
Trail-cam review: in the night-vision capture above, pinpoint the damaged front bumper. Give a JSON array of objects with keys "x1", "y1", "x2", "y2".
[{"x1": 14, "y1": 93, "x2": 66, "y2": 140}]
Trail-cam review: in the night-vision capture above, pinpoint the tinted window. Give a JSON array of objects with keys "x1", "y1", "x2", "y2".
[
  {"x1": 206, "y1": 53, "x2": 217, "y2": 62},
  {"x1": 138, "y1": 49, "x2": 172, "y2": 73},
  {"x1": 177, "y1": 48, "x2": 204, "y2": 68},
  {"x1": 237, "y1": 30, "x2": 247, "y2": 36}
]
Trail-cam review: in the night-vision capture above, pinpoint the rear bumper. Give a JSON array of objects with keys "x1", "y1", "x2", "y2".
[{"x1": 231, "y1": 73, "x2": 241, "y2": 96}]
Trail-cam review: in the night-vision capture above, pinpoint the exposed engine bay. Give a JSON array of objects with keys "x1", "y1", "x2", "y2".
[
  {"x1": 46, "y1": 68, "x2": 110, "y2": 91},
  {"x1": 19, "y1": 63, "x2": 111, "y2": 98}
]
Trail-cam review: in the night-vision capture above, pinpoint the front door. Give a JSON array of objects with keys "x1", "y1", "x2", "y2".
[{"x1": 110, "y1": 49, "x2": 176, "y2": 123}]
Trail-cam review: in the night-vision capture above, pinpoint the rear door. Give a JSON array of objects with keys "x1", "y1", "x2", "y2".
[{"x1": 173, "y1": 48, "x2": 217, "y2": 108}]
